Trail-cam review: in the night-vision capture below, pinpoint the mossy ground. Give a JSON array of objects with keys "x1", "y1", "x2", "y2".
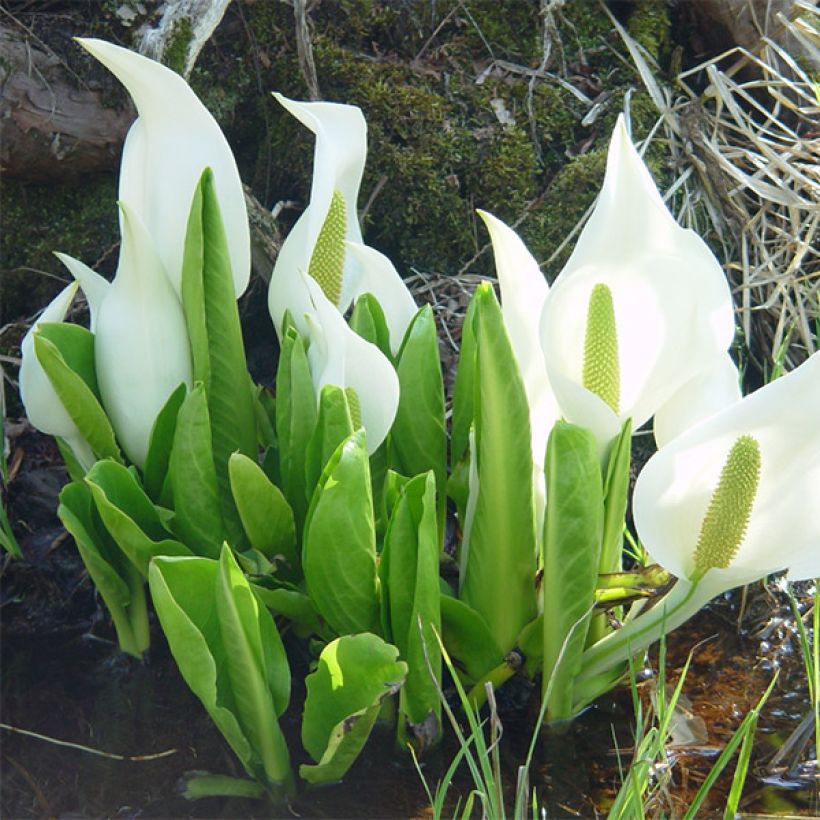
[{"x1": 2, "y1": 0, "x2": 672, "y2": 322}]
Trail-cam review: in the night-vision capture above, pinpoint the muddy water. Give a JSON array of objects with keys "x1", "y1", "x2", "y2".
[{"x1": 1, "y1": 581, "x2": 817, "y2": 819}]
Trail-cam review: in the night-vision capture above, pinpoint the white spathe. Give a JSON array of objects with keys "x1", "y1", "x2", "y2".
[
  {"x1": 653, "y1": 353, "x2": 741, "y2": 449},
  {"x1": 19, "y1": 283, "x2": 95, "y2": 470},
  {"x1": 303, "y1": 275, "x2": 399, "y2": 455},
  {"x1": 539, "y1": 116, "x2": 735, "y2": 446},
  {"x1": 635, "y1": 350, "x2": 820, "y2": 585},
  {"x1": 267, "y1": 95, "x2": 416, "y2": 350},
  {"x1": 579, "y1": 352, "x2": 820, "y2": 682},
  {"x1": 477, "y1": 210, "x2": 560, "y2": 531},
  {"x1": 93, "y1": 202, "x2": 193, "y2": 468},
  {"x1": 76, "y1": 38, "x2": 250, "y2": 298}
]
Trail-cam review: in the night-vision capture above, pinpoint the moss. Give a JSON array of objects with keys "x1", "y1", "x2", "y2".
[
  {"x1": 163, "y1": 16, "x2": 194, "y2": 75},
  {"x1": 1, "y1": 176, "x2": 118, "y2": 323},
  {"x1": 626, "y1": 0, "x2": 671, "y2": 64},
  {"x1": 522, "y1": 148, "x2": 608, "y2": 281}
]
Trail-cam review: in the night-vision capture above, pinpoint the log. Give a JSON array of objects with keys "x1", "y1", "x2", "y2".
[{"x1": 0, "y1": 22, "x2": 133, "y2": 181}]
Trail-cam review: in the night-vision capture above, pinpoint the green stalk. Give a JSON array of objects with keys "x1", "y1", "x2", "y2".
[{"x1": 576, "y1": 579, "x2": 711, "y2": 685}]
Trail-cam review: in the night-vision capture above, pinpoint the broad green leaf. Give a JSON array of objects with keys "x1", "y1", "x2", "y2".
[
  {"x1": 59, "y1": 481, "x2": 148, "y2": 656},
  {"x1": 36, "y1": 322, "x2": 99, "y2": 395},
  {"x1": 275, "y1": 323, "x2": 317, "y2": 535},
  {"x1": 450, "y1": 294, "x2": 479, "y2": 466},
  {"x1": 379, "y1": 471, "x2": 442, "y2": 749},
  {"x1": 303, "y1": 430, "x2": 380, "y2": 636},
  {"x1": 85, "y1": 459, "x2": 192, "y2": 576},
  {"x1": 229, "y1": 453, "x2": 297, "y2": 567},
  {"x1": 350, "y1": 293, "x2": 392, "y2": 360},
  {"x1": 439, "y1": 594, "x2": 503, "y2": 683},
  {"x1": 300, "y1": 634, "x2": 407, "y2": 784},
  {"x1": 215, "y1": 547, "x2": 291, "y2": 786},
  {"x1": 149, "y1": 556, "x2": 257, "y2": 778},
  {"x1": 542, "y1": 421, "x2": 603, "y2": 721},
  {"x1": 304, "y1": 384, "x2": 355, "y2": 498},
  {"x1": 181, "y1": 169, "x2": 256, "y2": 544},
  {"x1": 390, "y1": 306, "x2": 447, "y2": 536},
  {"x1": 168, "y1": 383, "x2": 223, "y2": 557},
  {"x1": 460, "y1": 284, "x2": 538, "y2": 653},
  {"x1": 34, "y1": 333, "x2": 123, "y2": 464},
  {"x1": 143, "y1": 383, "x2": 187, "y2": 503},
  {"x1": 600, "y1": 418, "x2": 632, "y2": 574}
]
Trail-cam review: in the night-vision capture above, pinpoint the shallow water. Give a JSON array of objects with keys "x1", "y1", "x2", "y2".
[{"x1": 1, "y1": 583, "x2": 817, "y2": 819}]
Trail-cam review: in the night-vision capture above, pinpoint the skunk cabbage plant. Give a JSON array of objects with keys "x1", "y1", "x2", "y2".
[
  {"x1": 578, "y1": 351, "x2": 820, "y2": 693},
  {"x1": 75, "y1": 38, "x2": 250, "y2": 297},
  {"x1": 19, "y1": 283, "x2": 96, "y2": 471},
  {"x1": 267, "y1": 95, "x2": 416, "y2": 353},
  {"x1": 539, "y1": 116, "x2": 735, "y2": 449}
]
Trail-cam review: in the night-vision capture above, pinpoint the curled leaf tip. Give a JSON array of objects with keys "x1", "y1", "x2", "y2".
[
  {"x1": 694, "y1": 434, "x2": 761, "y2": 575},
  {"x1": 309, "y1": 190, "x2": 346, "y2": 306},
  {"x1": 582, "y1": 283, "x2": 620, "y2": 413}
]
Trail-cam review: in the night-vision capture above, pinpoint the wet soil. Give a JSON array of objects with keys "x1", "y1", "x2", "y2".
[{"x1": 1, "y1": 429, "x2": 818, "y2": 818}]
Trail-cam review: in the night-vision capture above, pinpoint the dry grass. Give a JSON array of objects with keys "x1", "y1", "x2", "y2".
[{"x1": 605, "y1": 0, "x2": 819, "y2": 374}]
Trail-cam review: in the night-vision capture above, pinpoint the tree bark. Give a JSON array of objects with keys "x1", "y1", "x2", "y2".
[{"x1": 0, "y1": 23, "x2": 134, "y2": 182}]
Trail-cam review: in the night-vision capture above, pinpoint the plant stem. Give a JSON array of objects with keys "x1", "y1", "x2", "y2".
[{"x1": 576, "y1": 578, "x2": 714, "y2": 683}]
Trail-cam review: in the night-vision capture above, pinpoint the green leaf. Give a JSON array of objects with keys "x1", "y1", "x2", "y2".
[
  {"x1": 600, "y1": 418, "x2": 632, "y2": 574},
  {"x1": 229, "y1": 453, "x2": 297, "y2": 567},
  {"x1": 59, "y1": 481, "x2": 148, "y2": 656},
  {"x1": 380, "y1": 471, "x2": 442, "y2": 749},
  {"x1": 350, "y1": 293, "x2": 393, "y2": 360},
  {"x1": 300, "y1": 634, "x2": 407, "y2": 784},
  {"x1": 542, "y1": 421, "x2": 603, "y2": 721},
  {"x1": 390, "y1": 306, "x2": 447, "y2": 536},
  {"x1": 305, "y1": 384, "x2": 355, "y2": 497},
  {"x1": 275, "y1": 323, "x2": 317, "y2": 535},
  {"x1": 439, "y1": 594, "x2": 503, "y2": 683},
  {"x1": 34, "y1": 332, "x2": 123, "y2": 464},
  {"x1": 85, "y1": 459, "x2": 192, "y2": 576},
  {"x1": 303, "y1": 430, "x2": 380, "y2": 636},
  {"x1": 250, "y1": 581, "x2": 324, "y2": 637},
  {"x1": 149, "y1": 556, "x2": 256, "y2": 777},
  {"x1": 168, "y1": 383, "x2": 223, "y2": 557},
  {"x1": 215, "y1": 547, "x2": 292, "y2": 785},
  {"x1": 149, "y1": 552, "x2": 292, "y2": 789},
  {"x1": 450, "y1": 294, "x2": 479, "y2": 467},
  {"x1": 181, "y1": 169, "x2": 257, "y2": 544},
  {"x1": 254, "y1": 386, "x2": 278, "y2": 451},
  {"x1": 460, "y1": 283, "x2": 538, "y2": 653},
  {"x1": 36, "y1": 322, "x2": 99, "y2": 395},
  {"x1": 56, "y1": 437, "x2": 86, "y2": 482},
  {"x1": 143, "y1": 383, "x2": 187, "y2": 503},
  {"x1": 179, "y1": 772, "x2": 267, "y2": 801}
]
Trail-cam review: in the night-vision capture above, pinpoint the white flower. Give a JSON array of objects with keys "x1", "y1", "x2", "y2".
[
  {"x1": 19, "y1": 283, "x2": 95, "y2": 470},
  {"x1": 92, "y1": 201, "x2": 193, "y2": 468},
  {"x1": 579, "y1": 352, "x2": 820, "y2": 681},
  {"x1": 267, "y1": 95, "x2": 415, "y2": 352},
  {"x1": 303, "y1": 276, "x2": 399, "y2": 454},
  {"x1": 539, "y1": 116, "x2": 735, "y2": 448},
  {"x1": 76, "y1": 38, "x2": 250, "y2": 297}
]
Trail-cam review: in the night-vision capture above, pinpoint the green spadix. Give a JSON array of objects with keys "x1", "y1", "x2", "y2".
[
  {"x1": 582, "y1": 283, "x2": 619, "y2": 414},
  {"x1": 309, "y1": 190, "x2": 346, "y2": 306},
  {"x1": 693, "y1": 434, "x2": 761, "y2": 577}
]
